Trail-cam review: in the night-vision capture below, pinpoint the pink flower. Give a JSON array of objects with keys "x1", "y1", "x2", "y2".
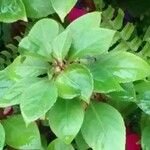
[
  {"x1": 67, "y1": 7, "x2": 88, "y2": 22},
  {"x1": 126, "y1": 128, "x2": 141, "y2": 150}
]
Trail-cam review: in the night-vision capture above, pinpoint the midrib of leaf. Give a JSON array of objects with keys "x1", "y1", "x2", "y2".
[
  {"x1": 20, "y1": 65, "x2": 47, "y2": 70},
  {"x1": 100, "y1": 65, "x2": 149, "y2": 70},
  {"x1": 2, "y1": 93, "x2": 21, "y2": 104},
  {"x1": 36, "y1": 82, "x2": 54, "y2": 111},
  {"x1": 55, "y1": 32, "x2": 68, "y2": 59},
  {"x1": 22, "y1": 81, "x2": 50, "y2": 110},
  {"x1": 62, "y1": 73, "x2": 81, "y2": 91},
  {"x1": 64, "y1": 101, "x2": 69, "y2": 137},
  {"x1": 73, "y1": 36, "x2": 106, "y2": 59},
  {"x1": 90, "y1": 103, "x2": 106, "y2": 147}
]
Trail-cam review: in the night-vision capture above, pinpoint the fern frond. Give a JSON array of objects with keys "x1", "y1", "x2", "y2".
[
  {"x1": 138, "y1": 27, "x2": 150, "y2": 63},
  {"x1": 0, "y1": 43, "x2": 18, "y2": 70},
  {"x1": 101, "y1": 6, "x2": 142, "y2": 52}
]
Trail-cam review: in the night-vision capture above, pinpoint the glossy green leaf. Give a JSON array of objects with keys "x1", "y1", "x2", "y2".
[
  {"x1": 69, "y1": 28, "x2": 115, "y2": 60},
  {"x1": 68, "y1": 12, "x2": 101, "y2": 34},
  {"x1": 96, "y1": 51, "x2": 150, "y2": 83},
  {"x1": 47, "y1": 138, "x2": 74, "y2": 150},
  {"x1": 0, "y1": 70, "x2": 19, "y2": 107},
  {"x1": 52, "y1": 30, "x2": 72, "y2": 60},
  {"x1": 142, "y1": 126, "x2": 150, "y2": 150},
  {"x1": 75, "y1": 132, "x2": 89, "y2": 150},
  {"x1": 48, "y1": 98, "x2": 84, "y2": 144},
  {"x1": 107, "y1": 83, "x2": 136, "y2": 102},
  {"x1": 107, "y1": 83, "x2": 137, "y2": 117},
  {"x1": 22, "y1": 0, "x2": 54, "y2": 18},
  {"x1": 0, "y1": 70, "x2": 14, "y2": 100},
  {"x1": 21, "y1": 79, "x2": 58, "y2": 124},
  {"x1": 50, "y1": 0, "x2": 77, "y2": 22},
  {"x1": 2, "y1": 115, "x2": 41, "y2": 149},
  {"x1": 19, "y1": 19, "x2": 59, "y2": 60},
  {"x1": 0, "y1": 78, "x2": 39, "y2": 107},
  {"x1": 7, "y1": 56, "x2": 49, "y2": 78},
  {"x1": 0, "y1": 0, "x2": 27, "y2": 23},
  {"x1": 81, "y1": 102, "x2": 125, "y2": 150},
  {"x1": 0, "y1": 123, "x2": 5, "y2": 150},
  {"x1": 135, "y1": 81, "x2": 150, "y2": 114},
  {"x1": 88, "y1": 65, "x2": 122, "y2": 93},
  {"x1": 55, "y1": 64, "x2": 93, "y2": 102},
  {"x1": 5, "y1": 65, "x2": 21, "y2": 81}
]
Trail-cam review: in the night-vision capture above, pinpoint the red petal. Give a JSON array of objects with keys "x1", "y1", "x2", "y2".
[
  {"x1": 67, "y1": 7, "x2": 88, "y2": 22},
  {"x1": 126, "y1": 134, "x2": 141, "y2": 150}
]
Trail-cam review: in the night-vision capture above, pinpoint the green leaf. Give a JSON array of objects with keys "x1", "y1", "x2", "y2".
[
  {"x1": 135, "y1": 81, "x2": 150, "y2": 114},
  {"x1": 47, "y1": 138, "x2": 74, "y2": 150},
  {"x1": 68, "y1": 12, "x2": 101, "y2": 34},
  {"x1": 2, "y1": 115, "x2": 41, "y2": 149},
  {"x1": 96, "y1": 51, "x2": 150, "y2": 83},
  {"x1": 75, "y1": 132, "x2": 89, "y2": 150},
  {"x1": 52, "y1": 30, "x2": 72, "y2": 60},
  {"x1": 0, "y1": 123, "x2": 5, "y2": 150},
  {"x1": 0, "y1": 78, "x2": 39, "y2": 107},
  {"x1": 55, "y1": 64, "x2": 93, "y2": 102},
  {"x1": 22, "y1": 0, "x2": 54, "y2": 18},
  {"x1": 0, "y1": 70, "x2": 20, "y2": 107},
  {"x1": 81, "y1": 102, "x2": 125, "y2": 150},
  {"x1": 107, "y1": 83, "x2": 136, "y2": 102},
  {"x1": 69, "y1": 28, "x2": 115, "y2": 60},
  {"x1": 48, "y1": 98, "x2": 84, "y2": 144},
  {"x1": 107, "y1": 83, "x2": 137, "y2": 118},
  {"x1": 142, "y1": 126, "x2": 150, "y2": 150},
  {"x1": 0, "y1": 71, "x2": 14, "y2": 100},
  {"x1": 50, "y1": 0, "x2": 77, "y2": 22},
  {"x1": 7, "y1": 56, "x2": 49, "y2": 78},
  {"x1": 88, "y1": 66, "x2": 122, "y2": 93},
  {"x1": 21, "y1": 79, "x2": 58, "y2": 124},
  {"x1": 0, "y1": 0, "x2": 27, "y2": 23},
  {"x1": 19, "y1": 19, "x2": 59, "y2": 60}
]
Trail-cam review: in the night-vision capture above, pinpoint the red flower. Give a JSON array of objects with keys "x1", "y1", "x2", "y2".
[
  {"x1": 126, "y1": 128, "x2": 141, "y2": 150},
  {"x1": 67, "y1": 7, "x2": 88, "y2": 22}
]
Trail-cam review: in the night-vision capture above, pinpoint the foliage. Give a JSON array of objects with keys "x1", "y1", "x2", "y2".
[
  {"x1": 0, "y1": 0, "x2": 150, "y2": 150},
  {"x1": 101, "y1": 6, "x2": 142, "y2": 52}
]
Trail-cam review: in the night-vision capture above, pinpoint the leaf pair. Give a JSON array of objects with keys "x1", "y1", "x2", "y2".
[
  {"x1": 19, "y1": 12, "x2": 115, "y2": 62},
  {"x1": 0, "y1": 72, "x2": 58, "y2": 124},
  {"x1": 47, "y1": 100, "x2": 126, "y2": 150},
  {"x1": 0, "y1": 102, "x2": 126, "y2": 150}
]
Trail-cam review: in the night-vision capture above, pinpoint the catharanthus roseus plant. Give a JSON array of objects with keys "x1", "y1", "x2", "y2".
[{"x1": 0, "y1": 0, "x2": 150, "y2": 150}]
